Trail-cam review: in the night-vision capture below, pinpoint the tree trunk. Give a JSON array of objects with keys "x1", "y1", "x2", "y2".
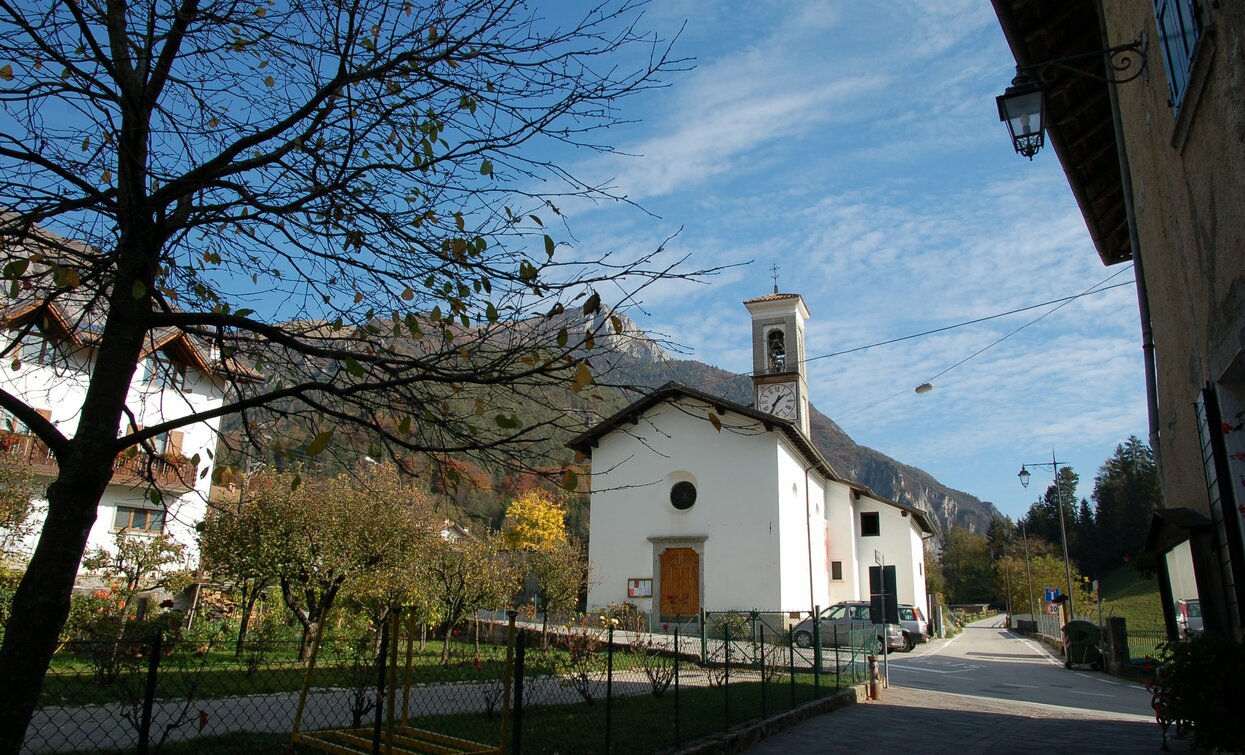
[
  {"x1": 234, "y1": 581, "x2": 265, "y2": 658},
  {"x1": 0, "y1": 462, "x2": 113, "y2": 753}
]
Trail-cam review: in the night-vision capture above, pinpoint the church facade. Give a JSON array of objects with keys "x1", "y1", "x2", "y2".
[{"x1": 570, "y1": 293, "x2": 936, "y2": 627}]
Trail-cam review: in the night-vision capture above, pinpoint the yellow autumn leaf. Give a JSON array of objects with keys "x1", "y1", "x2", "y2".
[
  {"x1": 708, "y1": 411, "x2": 722, "y2": 433},
  {"x1": 570, "y1": 361, "x2": 593, "y2": 393},
  {"x1": 0, "y1": 64, "x2": 13, "y2": 81}
]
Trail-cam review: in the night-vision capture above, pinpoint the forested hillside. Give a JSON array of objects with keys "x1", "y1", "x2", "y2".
[{"x1": 229, "y1": 312, "x2": 999, "y2": 540}]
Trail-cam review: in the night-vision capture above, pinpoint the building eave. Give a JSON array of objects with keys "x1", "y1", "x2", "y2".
[{"x1": 991, "y1": 0, "x2": 1132, "y2": 266}]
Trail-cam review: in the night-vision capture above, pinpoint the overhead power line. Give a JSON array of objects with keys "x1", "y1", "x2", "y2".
[
  {"x1": 683, "y1": 272, "x2": 1135, "y2": 393},
  {"x1": 838, "y1": 267, "x2": 1135, "y2": 420}
]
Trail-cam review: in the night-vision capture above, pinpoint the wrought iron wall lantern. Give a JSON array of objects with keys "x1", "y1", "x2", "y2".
[{"x1": 997, "y1": 34, "x2": 1147, "y2": 159}]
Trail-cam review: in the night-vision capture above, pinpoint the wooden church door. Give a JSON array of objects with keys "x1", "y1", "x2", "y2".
[{"x1": 659, "y1": 547, "x2": 700, "y2": 617}]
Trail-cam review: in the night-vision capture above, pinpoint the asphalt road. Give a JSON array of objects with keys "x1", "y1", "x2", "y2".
[
  {"x1": 884, "y1": 615, "x2": 1154, "y2": 717},
  {"x1": 745, "y1": 615, "x2": 1186, "y2": 754}
]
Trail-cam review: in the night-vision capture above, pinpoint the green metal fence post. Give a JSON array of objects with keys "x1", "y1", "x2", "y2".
[
  {"x1": 759, "y1": 624, "x2": 767, "y2": 719},
  {"x1": 512, "y1": 630, "x2": 525, "y2": 755},
  {"x1": 606, "y1": 625, "x2": 614, "y2": 754},
  {"x1": 700, "y1": 609, "x2": 708, "y2": 663},
  {"x1": 812, "y1": 605, "x2": 820, "y2": 698},
  {"x1": 136, "y1": 630, "x2": 162, "y2": 755},
  {"x1": 788, "y1": 628, "x2": 796, "y2": 708},
  {"x1": 674, "y1": 626, "x2": 681, "y2": 749},
  {"x1": 723, "y1": 622, "x2": 730, "y2": 730}
]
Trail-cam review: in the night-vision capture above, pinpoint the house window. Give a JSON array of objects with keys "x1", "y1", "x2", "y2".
[
  {"x1": 1154, "y1": 0, "x2": 1203, "y2": 111},
  {"x1": 17, "y1": 334, "x2": 56, "y2": 367},
  {"x1": 766, "y1": 330, "x2": 786, "y2": 372},
  {"x1": 860, "y1": 511, "x2": 880, "y2": 537},
  {"x1": 142, "y1": 350, "x2": 186, "y2": 392},
  {"x1": 113, "y1": 506, "x2": 166, "y2": 533},
  {"x1": 154, "y1": 430, "x2": 185, "y2": 461},
  {"x1": 831, "y1": 561, "x2": 843, "y2": 580}
]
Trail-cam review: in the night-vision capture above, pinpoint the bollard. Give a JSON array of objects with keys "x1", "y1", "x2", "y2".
[{"x1": 867, "y1": 655, "x2": 880, "y2": 701}]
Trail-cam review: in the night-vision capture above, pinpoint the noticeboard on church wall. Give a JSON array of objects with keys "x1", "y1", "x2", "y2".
[{"x1": 627, "y1": 578, "x2": 652, "y2": 598}]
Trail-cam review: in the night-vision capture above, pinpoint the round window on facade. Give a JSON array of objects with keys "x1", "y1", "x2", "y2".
[{"x1": 670, "y1": 481, "x2": 697, "y2": 510}]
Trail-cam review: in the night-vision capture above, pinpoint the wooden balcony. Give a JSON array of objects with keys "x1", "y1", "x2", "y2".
[{"x1": 0, "y1": 432, "x2": 197, "y2": 494}]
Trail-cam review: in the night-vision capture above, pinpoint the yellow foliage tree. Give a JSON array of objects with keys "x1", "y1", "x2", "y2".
[{"x1": 501, "y1": 490, "x2": 567, "y2": 553}]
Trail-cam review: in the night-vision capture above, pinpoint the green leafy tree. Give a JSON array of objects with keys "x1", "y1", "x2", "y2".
[
  {"x1": 197, "y1": 493, "x2": 276, "y2": 656},
  {"x1": 423, "y1": 531, "x2": 520, "y2": 663},
  {"x1": 528, "y1": 539, "x2": 590, "y2": 646},
  {"x1": 0, "y1": 0, "x2": 701, "y2": 738},
  {"x1": 1090, "y1": 437, "x2": 1162, "y2": 574},
  {"x1": 0, "y1": 455, "x2": 40, "y2": 560},
  {"x1": 1021, "y1": 466, "x2": 1079, "y2": 564},
  {"x1": 80, "y1": 531, "x2": 189, "y2": 620},
  {"x1": 996, "y1": 552, "x2": 1092, "y2": 620},
  {"x1": 985, "y1": 517, "x2": 1012, "y2": 563},
  {"x1": 940, "y1": 528, "x2": 995, "y2": 604},
  {"x1": 250, "y1": 466, "x2": 434, "y2": 659}
]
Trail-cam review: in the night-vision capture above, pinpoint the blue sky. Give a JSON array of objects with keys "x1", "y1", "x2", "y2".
[{"x1": 547, "y1": 1, "x2": 1149, "y2": 520}]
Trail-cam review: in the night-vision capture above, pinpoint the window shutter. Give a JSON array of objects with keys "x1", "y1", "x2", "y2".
[{"x1": 168, "y1": 431, "x2": 183, "y2": 459}]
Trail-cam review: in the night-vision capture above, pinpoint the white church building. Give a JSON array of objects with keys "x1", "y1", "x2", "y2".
[{"x1": 570, "y1": 293, "x2": 936, "y2": 628}]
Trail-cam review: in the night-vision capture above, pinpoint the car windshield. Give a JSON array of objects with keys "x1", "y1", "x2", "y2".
[{"x1": 825, "y1": 606, "x2": 847, "y2": 620}]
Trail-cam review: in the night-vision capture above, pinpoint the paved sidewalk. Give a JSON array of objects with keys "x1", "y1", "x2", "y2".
[{"x1": 743, "y1": 683, "x2": 1187, "y2": 754}]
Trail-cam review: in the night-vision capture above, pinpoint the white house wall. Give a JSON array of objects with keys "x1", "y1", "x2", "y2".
[
  {"x1": 853, "y1": 495, "x2": 925, "y2": 607},
  {"x1": 1, "y1": 352, "x2": 224, "y2": 570},
  {"x1": 824, "y1": 481, "x2": 859, "y2": 605},
  {"x1": 587, "y1": 400, "x2": 790, "y2": 614},
  {"x1": 775, "y1": 439, "x2": 829, "y2": 612}
]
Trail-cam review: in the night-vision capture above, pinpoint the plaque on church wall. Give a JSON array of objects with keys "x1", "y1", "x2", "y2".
[{"x1": 627, "y1": 578, "x2": 652, "y2": 598}]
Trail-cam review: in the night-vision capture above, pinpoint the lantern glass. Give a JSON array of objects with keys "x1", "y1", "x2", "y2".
[{"x1": 996, "y1": 79, "x2": 1045, "y2": 158}]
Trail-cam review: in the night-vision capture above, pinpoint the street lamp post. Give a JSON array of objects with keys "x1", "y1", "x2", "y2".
[
  {"x1": 1018, "y1": 450, "x2": 1076, "y2": 618},
  {"x1": 1020, "y1": 522, "x2": 1037, "y2": 620}
]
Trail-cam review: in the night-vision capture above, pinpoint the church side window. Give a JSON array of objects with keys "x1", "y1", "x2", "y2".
[
  {"x1": 860, "y1": 512, "x2": 880, "y2": 537},
  {"x1": 767, "y1": 329, "x2": 786, "y2": 372}
]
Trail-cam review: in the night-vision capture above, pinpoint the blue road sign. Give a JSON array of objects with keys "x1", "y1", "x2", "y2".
[{"x1": 1044, "y1": 588, "x2": 1061, "y2": 602}]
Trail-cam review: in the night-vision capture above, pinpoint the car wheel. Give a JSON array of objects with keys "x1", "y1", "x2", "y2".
[
  {"x1": 875, "y1": 637, "x2": 885, "y2": 655},
  {"x1": 794, "y1": 630, "x2": 813, "y2": 648},
  {"x1": 902, "y1": 633, "x2": 914, "y2": 652}
]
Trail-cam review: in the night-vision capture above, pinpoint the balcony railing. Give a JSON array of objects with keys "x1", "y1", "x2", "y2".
[{"x1": 0, "y1": 432, "x2": 196, "y2": 493}]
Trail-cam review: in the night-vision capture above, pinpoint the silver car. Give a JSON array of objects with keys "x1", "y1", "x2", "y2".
[
  {"x1": 791, "y1": 601, "x2": 906, "y2": 654},
  {"x1": 898, "y1": 604, "x2": 929, "y2": 651},
  {"x1": 1176, "y1": 598, "x2": 1203, "y2": 639}
]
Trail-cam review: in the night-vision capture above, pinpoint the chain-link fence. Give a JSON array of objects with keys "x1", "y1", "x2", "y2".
[{"x1": 20, "y1": 607, "x2": 877, "y2": 753}]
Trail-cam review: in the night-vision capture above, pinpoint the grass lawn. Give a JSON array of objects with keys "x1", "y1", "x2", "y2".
[
  {"x1": 1096, "y1": 565, "x2": 1165, "y2": 632},
  {"x1": 39, "y1": 638, "x2": 658, "y2": 707},
  {"x1": 82, "y1": 673, "x2": 855, "y2": 754},
  {"x1": 70, "y1": 667, "x2": 856, "y2": 752}
]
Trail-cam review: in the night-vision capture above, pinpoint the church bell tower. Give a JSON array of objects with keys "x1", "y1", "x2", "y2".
[{"x1": 743, "y1": 291, "x2": 811, "y2": 438}]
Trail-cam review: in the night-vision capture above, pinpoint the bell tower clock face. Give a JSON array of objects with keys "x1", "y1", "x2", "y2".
[{"x1": 758, "y1": 382, "x2": 798, "y2": 419}]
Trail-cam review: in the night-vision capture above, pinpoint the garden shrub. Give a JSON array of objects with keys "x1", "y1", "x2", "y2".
[{"x1": 1146, "y1": 634, "x2": 1245, "y2": 753}]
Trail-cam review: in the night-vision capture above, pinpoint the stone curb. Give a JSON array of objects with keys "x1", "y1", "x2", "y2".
[{"x1": 669, "y1": 683, "x2": 868, "y2": 754}]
